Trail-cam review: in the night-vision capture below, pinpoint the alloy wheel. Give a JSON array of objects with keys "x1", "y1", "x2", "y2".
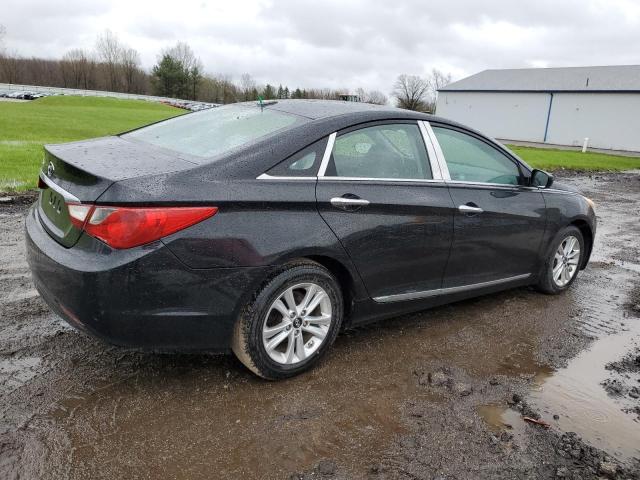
[
  {"x1": 552, "y1": 235, "x2": 581, "y2": 287},
  {"x1": 262, "y1": 283, "x2": 333, "y2": 365}
]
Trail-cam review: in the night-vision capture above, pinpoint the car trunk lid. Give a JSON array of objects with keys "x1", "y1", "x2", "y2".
[{"x1": 38, "y1": 136, "x2": 199, "y2": 248}]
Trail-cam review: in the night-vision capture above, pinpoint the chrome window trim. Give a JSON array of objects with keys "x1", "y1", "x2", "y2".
[
  {"x1": 446, "y1": 180, "x2": 528, "y2": 189},
  {"x1": 256, "y1": 121, "x2": 537, "y2": 187},
  {"x1": 38, "y1": 172, "x2": 80, "y2": 203},
  {"x1": 421, "y1": 121, "x2": 451, "y2": 181},
  {"x1": 256, "y1": 173, "x2": 317, "y2": 181},
  {"x1": 426, "y1": 123, "x2": 534, "y2": 189},
  {"x1": 317, "y1": 132, "x2": 337, "y2": 177},
  {"x1": 256, "y1": 133, "x2": 335, "y2": 181},
  {"x1": 373, "y1": 273, "x2": 531, "y2": 304},
  {"x1": 417, "y1": 120, "x2": 443, "y2": 180},
  {"x1": 318, "y1": 123, "x2": 439, "y2": 183},
  {"x1": 317, "y1": 176, "x2": 446, "y2": 184},
  {"x1": 542, "y1": 188, "x2": 579, "y2": 196}
]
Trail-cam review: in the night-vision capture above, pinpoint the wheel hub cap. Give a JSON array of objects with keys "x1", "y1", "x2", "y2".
[
  {"x1": 262, "y1": 282, "x2": 333, "y2": 365},
  {"x1": 553, "y1": 235, "x2": 581, "y2": 287}
]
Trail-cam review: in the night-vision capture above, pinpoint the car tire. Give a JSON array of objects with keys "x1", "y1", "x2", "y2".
[
  {"x1": 231, "y1": 260, "x2": 343, "y2": 380},
  {"x1": 536, "y1": 226, "x2": 585, "y2": 294}
]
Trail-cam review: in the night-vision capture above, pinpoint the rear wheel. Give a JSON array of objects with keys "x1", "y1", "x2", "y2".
[
  {"x1": 231, "y1": 261, "x2": 343, "y2": 379},
  {"x1": 536, "y1": 226, "x2": 584, "y2": 294}
]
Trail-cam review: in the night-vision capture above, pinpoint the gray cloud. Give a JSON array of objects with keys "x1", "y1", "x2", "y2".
[{"x1": 2, "y1": 0, "x2": 639, "y2": 94}]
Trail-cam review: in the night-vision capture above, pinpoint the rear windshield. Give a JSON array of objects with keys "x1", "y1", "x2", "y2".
[{"x1": 123, "y1": 104, "x2": 301, "y2": 159}]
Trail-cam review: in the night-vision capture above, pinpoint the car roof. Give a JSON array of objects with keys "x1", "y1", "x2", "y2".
[
  {"x1": 263, "y1": 99, "x2": 405, "y2": 119},
  {"x1": 234, "y1": 99, "x2": 447, "y2": 122}
]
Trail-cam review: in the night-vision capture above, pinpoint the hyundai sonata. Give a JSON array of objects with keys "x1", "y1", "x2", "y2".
[{"x1": 26, "y1": 100, "x2": 596, "y2": 379}]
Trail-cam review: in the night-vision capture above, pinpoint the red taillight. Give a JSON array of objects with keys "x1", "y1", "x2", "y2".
[
  {"x1": 65, "y1": 203, "x2": 218, "y2": 249},
  {"x1": 38, "y1": 176, "x2": 47, "y2": 189}
]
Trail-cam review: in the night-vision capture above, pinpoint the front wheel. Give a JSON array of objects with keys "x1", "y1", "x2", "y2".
[
  {"x1": 231, "y1": 261, "x2": 343, "y2": 379},
  {"x1": 536, "y1": 226, "x2": 584, "y2": 294}
]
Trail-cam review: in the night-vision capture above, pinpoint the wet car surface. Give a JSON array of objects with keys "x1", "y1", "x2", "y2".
[
  {"x1": 1, "y1": 171, "x2": 639, "y2": 479},
  {"x1": 25, "y1": 102, "x2": 595, "y2": 380}
]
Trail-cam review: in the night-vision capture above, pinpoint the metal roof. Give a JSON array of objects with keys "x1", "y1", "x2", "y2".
[{"x1": 439, "y1": 65, "x2": 640, "y2": 93}]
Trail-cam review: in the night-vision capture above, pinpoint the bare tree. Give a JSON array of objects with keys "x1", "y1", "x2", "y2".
[
  {"x1": 356, "y1": 88, "x2": 388, "y2": 105},
  {"x1": 425, "y1": 68, "x2": 452, "y2": 112},
  {"x1": 96, "y1": 30, "x2": 123, "y2": 91},
  {"x1": 163, "y1": 42, "x2": 198, "y2": 71},
  {"x1": 392, "y1": 74, "x2": 430, "y2": 111},
  {"x1": 429, "y1": 69, "x2": 452, "y2": 94},
  {"x1": 0, "y1": 50, "x2": 21, "y2": 84},
  {"x1": 199, "y1": 73, "x2": 240, "y2": 104},
  {"x1": 60, "y1": 49, "x2": 95, "y2": 89},
  {"x1": 0, "y1": 24, "x2": 6, "y2": 52},
  {"x1": 240, "y1": 73, "x2": 256, "y2": 101},
  {"x1": 95, "y1": 31, "x2": 146, "y2": 93},
  {"x1": 366, "y1": 90, "x2": 388, "y2": 105},
  {"x1": 60, "y1": 50, "x2": 80, "y2": 88},
  {"x1": 120, "y1": 47, "x2": 141, "y2": 93}
]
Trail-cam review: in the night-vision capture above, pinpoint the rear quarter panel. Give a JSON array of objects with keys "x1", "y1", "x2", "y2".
[{"x1": 159, "y1": 179, "x2": 369, "y2": 302}]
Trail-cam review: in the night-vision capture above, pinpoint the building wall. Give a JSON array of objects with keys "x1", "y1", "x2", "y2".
[
  {"x1": 436, "y1": 91, "x2": 550, "y2": 142},
  {"x1": 436, "y1": 91, "x2": 640, "y2": 152},
  {"x1": 546, "y1": 93, "x2": 640, "y2": 151}
]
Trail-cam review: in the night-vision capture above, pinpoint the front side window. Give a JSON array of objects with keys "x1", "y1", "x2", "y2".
[
  {"x1": 326, "y1": 123, "x2": 432, "y2": 180},
  {"x1": 124, "y1": 105, "x2": 302, "y2": 160},
  {"x1": 432, "y1": 127, "x2": 520, "y2": 185}
]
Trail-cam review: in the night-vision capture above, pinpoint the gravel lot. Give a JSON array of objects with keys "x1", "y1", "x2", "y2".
[{"x1": 1, "y1": 172, "x2": 639, "y2": 479}]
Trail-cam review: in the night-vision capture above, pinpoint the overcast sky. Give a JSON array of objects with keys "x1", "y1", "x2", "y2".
[{"x1": 2, "y1": 0, "x2": 640, "y2": 94}]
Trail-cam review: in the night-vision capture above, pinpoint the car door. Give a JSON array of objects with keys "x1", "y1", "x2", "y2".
[
  {"x1": 427, "y1": 123, "x2": 546, "y2": 288},
  {"x1": 315, "y1": 121, "x2": 454, "y2": 300}
]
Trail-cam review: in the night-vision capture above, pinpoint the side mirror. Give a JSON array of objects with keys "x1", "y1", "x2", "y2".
[{"x1": 530, "y1": 169, "x2": 554, "y2": 189}]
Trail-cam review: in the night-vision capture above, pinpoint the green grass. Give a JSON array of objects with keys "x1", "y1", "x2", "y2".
[
  {"x1": 0, "y1": 96, "x2": 184, "y2": 191},
  {"x1": 507, "y1": 145, "x2": 640, "y2": 172}
]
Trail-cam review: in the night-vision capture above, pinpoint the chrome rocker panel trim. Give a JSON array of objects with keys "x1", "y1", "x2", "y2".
[{"x1": 373, "y1": 273, "x2": 532, "y2": 304}]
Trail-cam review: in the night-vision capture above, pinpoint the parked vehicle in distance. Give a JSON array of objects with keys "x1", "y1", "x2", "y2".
[
  {"x1": 2, "y1": 90, "x2": 46, "y2": 100},
  {"x1": 26, "y1": 100, "x2": 596, "y2": 379}
]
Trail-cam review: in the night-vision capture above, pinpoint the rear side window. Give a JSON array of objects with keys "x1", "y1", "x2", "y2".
[
  {"x1": 267, "y1": 138, "x2": 329, "y2": 177},
  {"x1": 432, "y1": 127, "x2": 520, "y2": 185},
  {"x1": 326, "y1": 123, "x2": 431, "y2": 180},
  {"x1": 124, "y1": 105, "x2": 301, "y2": 160}
]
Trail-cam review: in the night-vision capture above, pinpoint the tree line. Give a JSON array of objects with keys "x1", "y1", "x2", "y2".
[{"x1": 0, "y1": 26, "x2": 450, "y2": 111}]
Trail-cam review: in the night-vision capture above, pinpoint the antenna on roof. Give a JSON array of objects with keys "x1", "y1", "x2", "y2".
[{"x1": 257, "y1": 96, "x2": 277, "y2": 110}]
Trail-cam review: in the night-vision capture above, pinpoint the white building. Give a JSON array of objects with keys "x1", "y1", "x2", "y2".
[{"x1": 436, "y1": 65, "x2": 640, "y2": 152}]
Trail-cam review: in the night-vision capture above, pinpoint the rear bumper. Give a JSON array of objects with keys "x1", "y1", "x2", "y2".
[{"x1": 25, "y1": 205, "x2": 269, "y2": 352}]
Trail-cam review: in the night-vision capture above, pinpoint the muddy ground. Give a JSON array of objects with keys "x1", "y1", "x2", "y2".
[{"x1": 1, "y1": 172, "x2": 639, "y2": 480}]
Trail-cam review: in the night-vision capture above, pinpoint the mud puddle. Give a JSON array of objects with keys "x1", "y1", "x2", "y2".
[
  {"x1": 479, "y1": 306, "x2": 640, "y2": 462},
  {"x1": 38, "y1": 354, "x2": 415, "y2": 479},
  {"x1": 532, "y1": 317, "x2": 640, "y2": 459}
]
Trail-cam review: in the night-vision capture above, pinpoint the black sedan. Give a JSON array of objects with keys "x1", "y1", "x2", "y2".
[{"x1": 26, "y1": 100, "x2": 596, "y2": 379}]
